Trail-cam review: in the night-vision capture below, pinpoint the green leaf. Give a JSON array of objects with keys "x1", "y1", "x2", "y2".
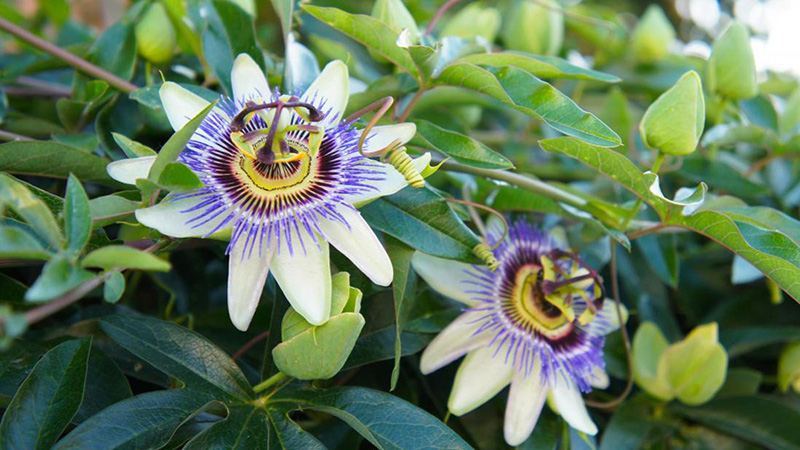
[
  {"x1": 89, "y1": 194, "x2": 138, "y2": 228},
  {"x1": 148, "y1": 101, "x2": 215, "y2": 182},
  {"x1": 436, "y1": 64, "x2": 621, "y2": 147},
  {"x1": 271, "y1": 0, "x2": 294, "y2": 41},
  {"x1": 456, "y1": 52, "x2": 620, "y2": 82},
  {"x1": 64, "y1": 174, "x2": 91, "y2": 255},
  {"x1": 385, "y1": 236, "x2": 416, "y2": 391},
  {"x1": 103, "y1": 271, "x2": 126, "y2": 303},
  {"x1": 0, "y1": 174, "x2": 64, "y2": 248},
  {"x1": 410, "y1": 119, "x2": 513, "y2": 169},
  {"x1": 0, "y1": 338, "x2": 91, "y2": 450},
  {"x1": 201, "y1": 0, "x2": 265, "y2": 95},
  {"x1": 88, "y1": 19, "x2": 137, "y2": 81},
  {"x1": 275, "y1": 386, "x2": 471, "y2": 449},
  {"x1": 157, "y1": 162, "x2": 204, "y2": 192},
  {"x1": 360, "y1": 187, "x2": 482, "y2": 262},
  {"x1": 0, "y1": 141, "x2": 118, "y2": 186},
  {"x1": 100, "y1": 315, "x2": 254, "y2": 401},
  {"x1": 55, "y1": 389, "x2": 214, "y2": 449},
  {"x1": 73, "y1": 348, "x2": 132, "y2": 423},
  {"x1": 111, "y1": 132, "x2": 156, "y2": 158},
  {"x1": 302, "y1": 5, "x2": 421, "y2": 81},
  {"x1": 720, "y1": 326, "x2": 800, "y2": 358},
  {"x1": 599, "y1": 394, "x2": 657, "y2": 450},
  {"x1": 0, "y1": 226, "x2": 51, "y2": 260},
  {"x1": 26, "y1": 255, "x2": 95, "y2": 303},
  {"x1": 82, "y1": 245, "x2": 171, "y2": 271},
  {"x1": 671, "y1": 395, "x2": 800, "y2": 450}
]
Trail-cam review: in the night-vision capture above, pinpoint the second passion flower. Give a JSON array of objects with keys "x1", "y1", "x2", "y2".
[
  {"x1": 411, "y1": 220, "x2": 624, "y2": 445},
  {"x1": 108, "y1": 54, "x2": 430, "y2": 330}
]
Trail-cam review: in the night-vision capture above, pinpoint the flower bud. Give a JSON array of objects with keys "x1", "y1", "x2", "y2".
[
  {"x1": 440, "y1": 3, "x2": 501, "y2": 43},
  {"x1": 135, "y1": 2, "x2": 177, "y2": 65},
  {"x1": 707, "y1": 22, "x2": 758, "y2": 100},
  {"x1": 272, "y1": 273, "x2": 365, "y2": 380},
  {"x1": 640, "y1": 71, "x2": 706, "y2": 156},
  {"x1": 631, "y1": 5, "x2": 675, "y2": 64},
  {"x1": 371, "y1": 0, "x2": 419, "y2": 44},
  {"x1": 501, "y1": 0, "x2": 564, "y2": 56},
  {"x1": 658, "y1": 323, "x2": 727, "y2": 405},
  {"x1": 778, "y1": 342, "x2": 800, "y2": 393}
]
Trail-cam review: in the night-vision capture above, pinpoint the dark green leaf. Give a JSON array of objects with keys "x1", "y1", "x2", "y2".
[
  {"x1": 275, "y1": 386, "x2": 471, "y2": 449},
  {"x1": 100, "y1": 315, "x2": 254, "y2": 401},
  {"x1": 157, "y1": 162, "x2": 204, "y2": 192},
  {"x1": 89, "y1": 194, "x2": 138, "y2": 228},
  {"x1": 0, "y1": 174, "x2": 64, "y2": 248},
  {"x1": 410, "y1": 119, "x2": 513, "y2": 169},
  {"x1": 0, "y1": 141, "x2": 118, "y2": 186},
  {"x1": 385, "y1": 236, "x2": 416, "y2": 390},
  {"x1": 0, "y1": 226, "x2": 51, "y2": 260},
  {"x1": 271, "y1": 0, "x2": 294, "y2": 41},
  {"x1": 437, "y1": 65, "x2": 621, "y2": 147},
  {"x1": 148, "y1": 102, "x2": 215, "y2": 182},
  {"x1": 55, "y1": 389, "x2": 214, "y2": 449},
  {"x1": 82, "y1": 245, "x2": 171, "y2": 271},
  {"x1": 112, "y1": 132, "x2": 156, "y2": 158},
  {"x1": 302, "y1": 5, "x2": 421, "y2": 81},
  {"x1": 103, "y1": 271, "x2": 126, "y2": 303},
  {"x1": 360, "y1": 187, "x2": 482, "y2": 262},
  {"x1": 671, "y1": 395, "x2": 800, "y2": 450},
  {"x1": 599, "y1": 395, "x2": 656, "y2": 450},
  {"x1": 720, "y1": 326, "x2": 800, "y2": 358},
  {"x1": 0, "y1": 338, "x2": 91, "y2": 450},
  {"x1": 73, "y1": 348, "x2": 132, "y2": 423},
  {"x1": 64, "y1": 174, "x2": 92, "y2": 254},
  {"x1": 87, "y1": 17, "x2": 137, "y2": 80}
]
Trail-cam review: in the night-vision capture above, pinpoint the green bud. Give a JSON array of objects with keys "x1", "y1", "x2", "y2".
[
  {"x1": 272, "y1": 272, "x2": 365, "y2": 380},
  {"x1": 640, "y1": 71, "x2": 706, "y2": 156},
  {"x1": 778, "y1": 342, "x2": 800, "y2": 393},
  {"x1": 631, "y1": 5, "x2": 675, "y2": 64},
  {"x1": 440, "y1": 3, "x2": 501, "y2": 42},
  {"x1": 135, "y1": 2, "x2": 177, "y2": 65},
  {"x1": 632, "y1": 322, "x2": 673, "y2": 401},
  {"x1": 708, "y1": 22, "x2": 758, "y2": 100},
  {"x1": 657, "y1": 323, "x2": 727, "y2": 405},
  {"x1": 372, "y1": 0, "x2": 419, "y2": 44},
  {"x1": 501, "y1": 0, "x2": 564, "y2": 56}
]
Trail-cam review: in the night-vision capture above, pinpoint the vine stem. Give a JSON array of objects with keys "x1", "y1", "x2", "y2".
[
  {"x1": 0, "y1": 240, "x2": 170, "y2": 329},
  {"x1": 621, "y1": 151, "x2": 665, "y2": 230},
  {"x1": 231, "y1": 331, "x2": 271, "y2": 361},
  {"x1": 0, "y1": 130, "x2": 33, "y2": 141},
  {"x1": 397, "y1": 88, "x2": 426, "y2": 122},
  {"x1": 585, "y1": 242, "x2": 634, "y2": 410},
  {"x1": 253, "y1": 372, "x2": 288, "y2": 394},
  {"x1": 436, "y1": 158, "x2": 587, "y2": 207},
  {"x1": 0, "y1": 16, "x2": 139, "y2": 93}
]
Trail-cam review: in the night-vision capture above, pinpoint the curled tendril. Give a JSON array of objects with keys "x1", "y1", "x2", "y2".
[
  {"x1": 443, "y1": 197, "x2": 509, "y2": 271},
  {"x1": 347, "y1": 96, "x2": 426, "y2": 188},
  {"x1": 473, "y1": 242, "x2": 500, "y2": 271}
]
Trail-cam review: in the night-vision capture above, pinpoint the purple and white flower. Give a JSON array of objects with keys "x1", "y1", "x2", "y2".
[
  {"x1": 107, "y1": 54, "x2": 430, "y2": 330},
  {"x1": 411, "y1": 220, "x2": 624, "y2": 445}
]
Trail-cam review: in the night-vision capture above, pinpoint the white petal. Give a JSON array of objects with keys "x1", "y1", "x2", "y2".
[
  {"x1": 270, "y1": 233, "x2": 332, "y2": 326},
  {"x1": 107, "y1": 156, "x2": 156, "y2": 185},
  {"x1": 318, "y1": 208, "x2": 392, "y2": 286},
  {"x1": 231, "y1": 53, "x2": 270, "y2": 102},
  {"x1": 135, "y1": 194, "x2": 231, "y2": 238},
  {"x1": 504, "y1": 361, "x2": 548, "y2": 446},
  {"x1": 411, "y1": 251, "x2": 477, "y2": 306},
  {"x1": 345, "y1": 153, "x2": 431, "y2": 206},
  {"x1": 589, "y1": 299, "x2": 629, "y2": 336},
  {"x1": 227, "y1": 236, "x2": 277, "y2": 331},
  {"x1": 301, "y1": 60, "x2": 348, "y2": 128},
  {"x1": 448, "y1": 345, "x2": 514, "y2": 416},
  {"x1": 159, "y1": 82, "x2": 211, "y2": 131},
  {"x1": 421, "y1": 310, "x2": 492, "y2": 374},
  {"x1": 590, "y1": 366, "x2": 610, "y2": 389},
  {"x1": 362, "y1": 123, "x2": 417, "y2": 156},
  {"x1": 550, "y1": 376, "x2": 598, "y2": 435}
]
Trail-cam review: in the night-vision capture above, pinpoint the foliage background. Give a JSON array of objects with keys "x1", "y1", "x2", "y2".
[{"x1": 2, "y1": 0, "x2": 800, "y2": 448}]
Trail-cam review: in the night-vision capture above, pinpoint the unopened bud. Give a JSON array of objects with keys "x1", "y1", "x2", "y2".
[
  {"x1": 707, "y1": 22, "x2": 758, "y2": 100},
  {"x1": 502, "y1": 0, "x2": 563, "y2": 56},
  {"x1": 640, "y1": 71, "x2": 705, "y2": 156},
  {"x1": 135, "y1": 2, "x2": 177, "y2": 65},
  {"x1": 631, "y1": 5, "x2": 676, "y2": 63}
]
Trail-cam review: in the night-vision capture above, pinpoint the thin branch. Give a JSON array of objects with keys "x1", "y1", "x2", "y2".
[
  {"x1": 0, "y1": 130, "x2": 33, "y2": 141},
  {"x1": 425, "y1": 0, "x2": 464, "y2": 36},
  {"x1": 0, "y1": 17, "x2": 139, "y2": 93},
  {"x1": 436, "y1": 157, "x2": 588, "y2": 207},
  {"x1": 15, "y1": 76, "x2": 72, "y2": 97},
  {"x1": 585, "y1": 242, "x2": 634, "y2": 410},
  {"x1": 398, "y1": 88, "x2": 426, "y2": 122},
  {"x1": 231, "y1": 331, "x2": 271, "y2": 361}
]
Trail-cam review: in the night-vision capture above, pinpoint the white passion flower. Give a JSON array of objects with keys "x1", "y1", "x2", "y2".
[
  {"x1": 411, "y1": 220, "x2": 623, "y2": 446},
  {"x1": 107, "y1": 54, "x2": 430, "y2": 330}
]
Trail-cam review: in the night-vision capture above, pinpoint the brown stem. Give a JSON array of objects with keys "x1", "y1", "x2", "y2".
[
  {"x1": 397, "y1": 88, "x2": 426, "y2": 122},
  {"x1": 16, "y1": 76, "x2": 72, "y2": 97},
  {"x1": 585, "y1": 243, "x2": 634, "y2": 410},
  {"x1": 0, "y1": 130, "x2": 33, "y2": 141},
  {"x1": 231, "y1": 330, "x2": 271, "y2": 361},
  {"x1": 424, "y1": 0, "x2": 464, "y2": 36},
  {"x1": 0, "y1": 16, "x2": 139, "y2": 93},
  {"x1": 626, "y1": 223, "x2": 667, "y2": 240}
]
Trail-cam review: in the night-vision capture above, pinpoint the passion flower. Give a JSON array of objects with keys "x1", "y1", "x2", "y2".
[
  {"x1": 412, "y1": 220, "x2": 623, "y2": 445},
  {"x1": 107, "y1": 54, "x2": 430, "y2": 330}
]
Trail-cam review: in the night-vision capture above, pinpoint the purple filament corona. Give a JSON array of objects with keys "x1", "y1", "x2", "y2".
[
  {"x1": 464, "y1": 221, "x2": 609, "y2": 392},
  {"x1": 171, "y1": 92, "x2": 384, "y2": 259}
]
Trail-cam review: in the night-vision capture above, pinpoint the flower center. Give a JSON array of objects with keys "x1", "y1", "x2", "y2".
[
  {"x1": 238, "y1": 151, "x2": 312, "y2": 192},
  {"x1": 510, "y1": 264, "x2": 574, "y2": 340}
]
